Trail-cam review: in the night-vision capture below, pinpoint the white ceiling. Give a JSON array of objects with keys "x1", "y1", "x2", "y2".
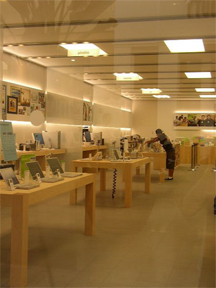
[{"x1": 1, "y1": 0, "x2": 216, "y2": 100}]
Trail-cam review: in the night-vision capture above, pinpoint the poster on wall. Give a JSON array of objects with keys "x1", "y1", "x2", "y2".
[
  {"x1": 83, "y1": 101, "x2": 93, "y2": 124},
  {"x1": 7, "y1": 96, "x2": 18, "y2": 114},
  {"x1": 20, "y1": 88, "x2": 30, "y2": 106},
  {"x1": 2, "y1": 84, "x2": 6, "y2": 110},
  {"x1": 2, "y1": 84, "x2": 7, "y2": 120},
  {"x1": 11, "y1": 86, "x2": 21, "y2": 98},
  {"x1": 173, "y1": 113, "x2": 216, "y2": 127}
]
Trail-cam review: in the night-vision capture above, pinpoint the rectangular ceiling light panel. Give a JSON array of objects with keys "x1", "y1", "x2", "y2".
[
  {"x1": 185, "y1": 72, "x2": 212, "y2": 78},
  {"x1": 141, "y1": 88, "x2": 162, "y2": 94},
  {"x1": 60, "y1": 43, "x2": 107, "y2": 57},
  {"x1": 114, "y1": 73, "x2": 142, "y2": 81},
  {"x1": 164, "y1": 39, "x2": 205, "y2": 53},
  {"x1": 195, "y1": 88, "x2": 215, "y2": 92}
]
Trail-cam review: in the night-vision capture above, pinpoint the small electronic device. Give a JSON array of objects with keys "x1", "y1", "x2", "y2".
[
  {"x1": 42, "y1": 131, "x2": 61, "y2": 149},
  {"x1": 26, "y1": 161, "x2": 64, "y2": 183},
  {"x1": 91, "y1": 132, "x2": 102, "y2": 145},
  {"x1": 84, "y1": 131, "x2": 91, "y2": 142},
  {"x1": 113, "y1": 149, "x2": 122, "y2": 160},
  {"x1": 46, "y1": 157, "x2": 83, "y2": 178},
  {"x1": 0, "y1": 168, "x2": 40, "y2": 190},
  {"x1": 32, "y1": 133, "x2": 45, "y2": 145}
]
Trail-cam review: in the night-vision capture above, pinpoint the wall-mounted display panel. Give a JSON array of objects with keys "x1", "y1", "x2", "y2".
[
  {"x1": 46, "y1": 93, "x2": 83, "y2": 125},
  {"x1": 173, "y1": 113, "x2": 216, "y2": 129},
  {"x1": 93, "y1": 103, "x2": 132, "y2": 128}
]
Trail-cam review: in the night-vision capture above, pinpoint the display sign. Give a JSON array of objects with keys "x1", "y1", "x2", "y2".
[
  {"x1": 173, "y1": 113, "x2": 216, "y2": 127},
  {"x1": 114, "y1": 73, "x2": 142, "y2": 81}
]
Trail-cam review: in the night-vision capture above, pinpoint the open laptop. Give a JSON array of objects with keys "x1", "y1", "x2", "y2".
[
  {"x1": 26, "y1": 161, "x2": 64, "y2": 183},
  {"x1": 46, "y1": 157, "x2": 83, "y2": 178},
  {"x1": 0, "y1": 167, "x2": 40, "y2": 190}
]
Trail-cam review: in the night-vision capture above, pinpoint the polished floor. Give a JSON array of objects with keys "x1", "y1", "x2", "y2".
[{"x1": 1, "y1": 163, "x2": 215, "y2": 288}]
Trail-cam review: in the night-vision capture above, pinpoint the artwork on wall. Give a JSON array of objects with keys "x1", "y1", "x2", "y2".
[
  {"x1": 7, "y1": 96, "x2": 18, "y2": 114},
  {"x1": 2, "y1": 84, "x2": 7, "y2": 120},
  {"x1": 173, "y1": 113, "x2": 216, "y2": 127},
  {"x1": 11, "y1": 86, "x2": 21, "y2": 98},
  {"x1": 3, "y1": 82, "x2": 46, "y2": 119},
  {"x1": 83, "y1": 101, "x2": 93, "y2": 123},
  {"x1": 2, "y1": 84, "x2": 6, "y2": 109}
]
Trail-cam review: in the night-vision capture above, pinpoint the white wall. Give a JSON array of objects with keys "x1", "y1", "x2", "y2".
[
  {"x1": 3, "y1": 53, "x2": 46, "y2": 90},
  {"x1": 132, "y1": 100, "x2": 216, "y2": 140}
]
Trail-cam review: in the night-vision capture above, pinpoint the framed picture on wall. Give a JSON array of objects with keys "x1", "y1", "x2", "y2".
[
  {"x1": 83, "y1": 101, "x2": 93, "y2": 123},
  {"x1": 173, "y1": 113, "x2": 215, "y2": 128},
  {"x1": 7, "y1": 96, "x2": 18, "y2": 114},
  {"x1": 2, "y1": 84, "x2": 7, "y2": 109}
]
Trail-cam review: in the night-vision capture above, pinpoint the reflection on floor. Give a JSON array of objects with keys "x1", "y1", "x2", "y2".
[{"x1": 1, "y1": 164, "x2": 215, "y2": 288}]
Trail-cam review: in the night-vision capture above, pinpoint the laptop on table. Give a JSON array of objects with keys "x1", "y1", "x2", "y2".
[
  {"x1": 46, "y1": 157, "x2": 83, "y2": 178},
  {"x1": 26, "y1": 161, "x2": 64, "y2": 183},
  {"x1": 0, "y1": 167, "x2": 40, "y2": 190}
]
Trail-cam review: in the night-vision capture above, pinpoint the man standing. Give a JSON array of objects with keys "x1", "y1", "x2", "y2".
[{"x1": 145, "y1": 129, "x2": 175, "y2": 180}]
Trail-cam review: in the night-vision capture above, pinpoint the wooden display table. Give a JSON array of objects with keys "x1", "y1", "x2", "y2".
[
  {"x1": 0, "y1": 173, "x2": 96, "y2": 288},
  {"x1": 141, "y1": 152, "x2": 166, "y2": 183},
  {"x1": 180, "y1": 145, "x2": 215, "y2": 164},
  {"x1": 71, "y1": 157, "x2": 151, "y2": 208},
  {"x1": 14, "y1": 148, "x2": 66, "y2": 170}
]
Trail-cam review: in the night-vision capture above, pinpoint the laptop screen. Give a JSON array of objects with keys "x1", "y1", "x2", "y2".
[
  {"x1": 46, "y1": 158, "x2": 64, "y2": 174},
  {"x1": 0, "y1": 168, "x2": 20, "y2": 187},
  {"x1": 26, "y1": 161, "x2": 44, "y2": 178}
]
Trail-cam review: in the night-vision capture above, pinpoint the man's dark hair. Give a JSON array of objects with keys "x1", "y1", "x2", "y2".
[{"x1": 155, "y1": 129, "x2": 163, "y2": 134}]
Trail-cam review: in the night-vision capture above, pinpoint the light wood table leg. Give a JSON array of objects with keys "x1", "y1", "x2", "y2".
[
  {"x1": 10, "y1": 194, "x2": 28, "y2": 288},
  {"x1": 145, "y1": 162, "x2": 151, "y2": 193},
  {"x1": 100, "y1": 168, "x2": 106, "y2": 191},
  {"x1": 159, "y1": 168, "x2": 165, "y2": 183},
  {"x1": 136, "y1": 167, "x2": 140, "y2": 175},
  {"x1": 124, "y1": 165, "x2": 133, "y2": 208},
  {"x1": 85, "y1": 180, "x2": 96, "y2": 236},
  {"x1": 70, "y1": 163, "x2": 78, "y2": 204}
]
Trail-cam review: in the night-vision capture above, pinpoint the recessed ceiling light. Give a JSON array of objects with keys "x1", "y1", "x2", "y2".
[
  {"x1": 200, "y1": 95, "x2": 216, "y2": 98},
  {"x1": 71, "y1": 59, "x2": 75, "y2": 62},
  {"x1": 185, "y1": 72, "x2": 211, "y2": 78},
  {"x1": 8, "y1": 44, "x2": 13, "y2": 47},
  {"x1": 164, "y1": 39, "x2": 205, "y2": 53},
  {"x1": 113, "y1": 73, "x2": 142, "y2": 81},
  {"x1": 153, "y1": 95, "x2": 170, "y2": 98},
  {"x1": 46, "y1": 56, "x2": 51, "y2": 59},
  {"x1": 141, "y1": 88, "x2": 162, "y2": 94},
  {"x1": 60, "y1": 43, "x2": 107, "y2": 57},
  {"x1": 18, "y1": 44, "x2": 24, "y2": 47},
  {"x1": 195, "y1": 88, "x2": 215, "y2": 92}
]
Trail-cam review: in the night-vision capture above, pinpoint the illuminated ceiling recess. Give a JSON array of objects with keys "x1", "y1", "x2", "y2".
[
  {"x1": 164, "y1": 39, "x2": 205, "y2": 53},
  {"x1": 195, "y1": 88, "x2": 215, "y2": 92},
  {"x1": 60, "y1": 43, "x2": 107, "y2": 57},
  {"x1": 141, "y1": 88, "x2": 162, "y2": 94},
  {"x1": 185, "y1": 72, "x2": 212, "y2": 78},
  {"x1": 153, "y1": 95, "x2": 170, "y2": 98},
  {"x1": 114, "y1": 73, "x2": 142, "y2": 81},
  {"x1": 200, "y1": 95, "x2": 216, "y2": 98}
]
